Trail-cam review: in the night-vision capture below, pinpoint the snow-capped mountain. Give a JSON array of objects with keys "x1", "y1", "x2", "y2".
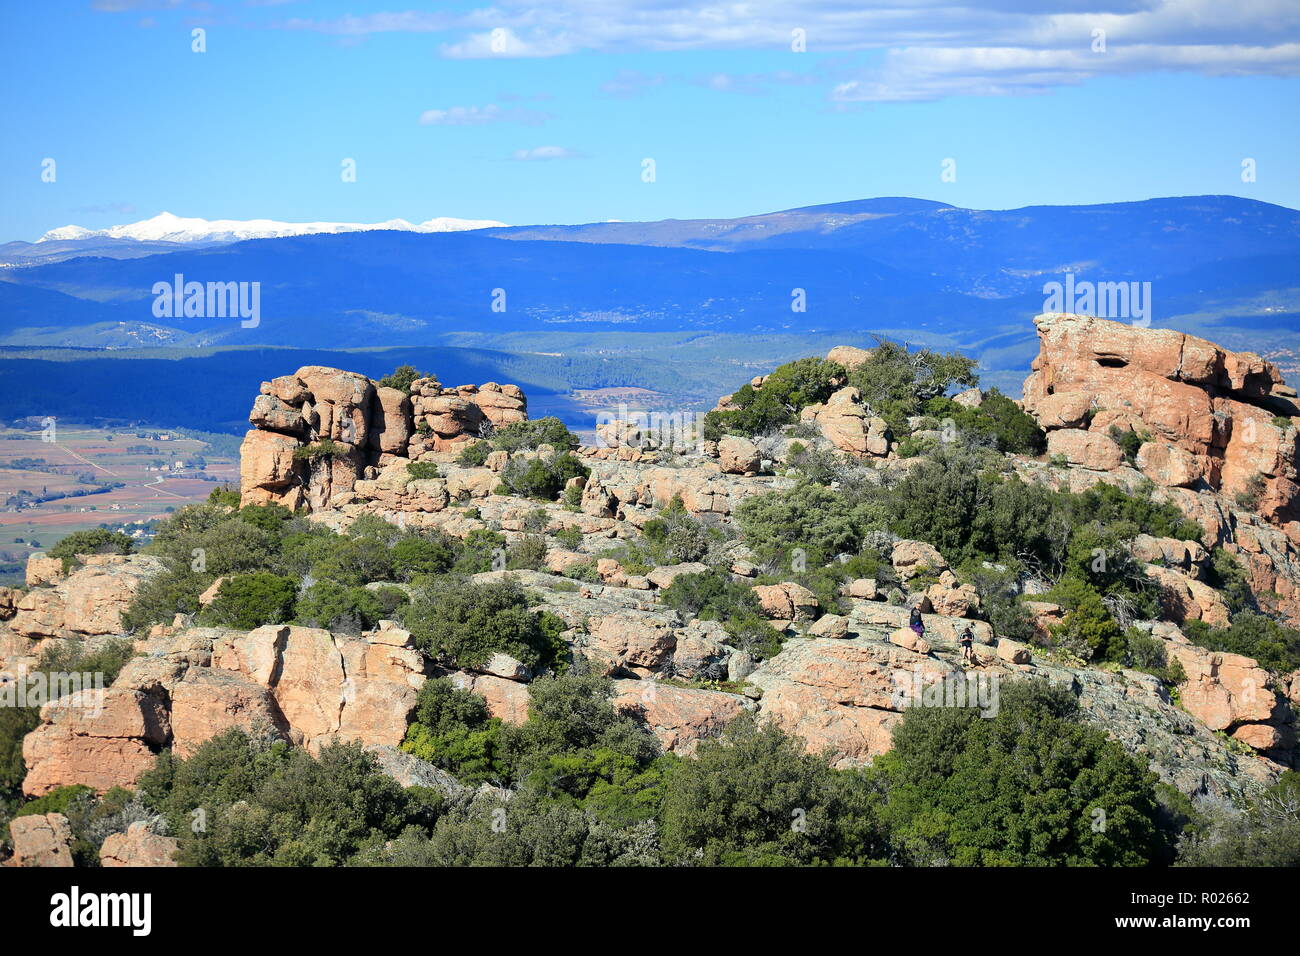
[{"x1": 38, "y1": 211, "x2": 508, "y2": 243}]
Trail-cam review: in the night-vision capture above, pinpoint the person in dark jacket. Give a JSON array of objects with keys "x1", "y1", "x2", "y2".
[
  {"x1": 908, "y1": 605, "x2": 925, "y2": 638},
  {"x1": 959, "y1": 624, "x2": 977, "y2": 665}
]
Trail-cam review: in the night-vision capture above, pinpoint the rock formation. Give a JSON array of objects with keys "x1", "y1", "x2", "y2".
[
  {"x1": 11, "y1": 316, "x2": 1300, "y2": 865},
  {"x1": 1021, "y1": 312, "x2": 1300, "y2": 628},
  {"x1": 241, "y1": 367, "x2": 525, "y2": 510},
  {"x1": 1023, "y1": 312, "x2": 1300, "y2": 539}
]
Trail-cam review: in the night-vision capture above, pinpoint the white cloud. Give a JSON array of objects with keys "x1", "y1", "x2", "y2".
[
  {"x1": 511, "y1": 145, "x2": 583, "y2": 161},
  {"x1": 418, "y1": 104, "x2": 553, "y2": 126},
  {"x1": 259, "y1": 1, "x2": 1300, "y2": 101}
]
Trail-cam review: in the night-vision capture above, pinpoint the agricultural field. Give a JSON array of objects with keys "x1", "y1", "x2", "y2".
[{"x1": 0, "y1": 422, "x2": 238, "y2": 583}]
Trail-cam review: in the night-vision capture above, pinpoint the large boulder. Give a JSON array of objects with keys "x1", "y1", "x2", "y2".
[
  {"x1": 370, "y1": 386, "x2": 412, "y2": 456},
  {"x1": 891, "y1": 540, "x2": 948, "y2": 581},
  {"x1": 211, "y1": 624, "x2": 424, "y2": 752},
  {"x1": 800, "y1": 387, "x2": 890, "y2": 457},
  {"x1": 10, "y1": 554, "x2": 164, "y2": 640},
  {"x1": 826, "y1": 345, "x2": 872, "y2": 369},
  {"x1": 752, "y1": 582, "x2": 819, "y2": 622},
  {"x1": 22, "y1": 687, "x2": 172, "y2": 796},
  {"x1": 7, "y1": 813, "x2": 74, "y2": 867},
  {"x1": 717, "y1": 436, "x2": 761, "y2": 475},
  {"x1": 1022, "y1": 312, "x2": 1300, "y2": 542},
  {"x1": 612, "y1": 680, "x2": 750, "y2": 755},
  {"x1": 99, "y1": 822, "x2": 179, "y2": 867},
  {"x1": 747, "y1": 636, "x2": 953, "y2": 768},
  {"x1": 585, "y1": 612, "x2": 677, "y2": 674},
  {"x1": 169, "y1": 669, "x2": 288, "y2": 758},
  {"x1": 1046, "y1": 428, "x2": 1125, "y2": 471},
  {"x1": 1168, "y1": 644, "x2": 1279, "y2": 731}
]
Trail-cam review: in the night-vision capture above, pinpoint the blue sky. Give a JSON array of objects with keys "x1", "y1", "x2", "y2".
[{"x1": 2, "y1": 0, "x2": 1298, "y2": 240}]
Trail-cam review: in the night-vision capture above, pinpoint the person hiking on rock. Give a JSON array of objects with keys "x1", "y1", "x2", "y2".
[
  {"x1": 908, "y1": 605, "x2": 925, "y2": 638},
  {"x1": 959, "y1": 624, "x2": 978, "y2": 666}
]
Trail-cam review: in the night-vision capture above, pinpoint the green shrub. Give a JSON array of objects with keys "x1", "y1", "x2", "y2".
[
  {"x1": 1183, "y1": 613, "x2": 1300, "y2": 673},
  {"x1": 207, "y1": 486, "x2": 242, "y2": 507},
  {"x1": 401, "y1": 678, "x2": 508, "y2": 785},
  {"x1": 400, "y1": 579, "x2": 557, "y2": 671},
  {"x1": 377, "y1": 365, "x2": 430, "y2": 395},
  {"x1": 877, "y1": 681, "x2": 1166, "y2": 865},
  {"x1": 292, "y1": 438, "x2": 347, "y2": 461},
  {"x1": 48, "y1": 528, "x2": 133, "y2": 571},
  {"x1": 1047, "y1": 576, "x2": 1126, "y2": 662},
  {"x1": 390, "y1": 532, "x2": 458, "y2": 579},
  {"x1": 505, "y1": 535, "x2": 548, "y2": 571},
  {"x1": 736, "y1": 482, "x2": 887, "y2": 563},
  {"x1": 136, "y1": 730, "x2": 418, "y2": 866},
  {"x1": 659, "y1": 570, "x2": 782, "y2": 659},
  {"x1": 492, "y1": 417, "x2": 580, "y2": 453},
  {"x1": 704, "y1": 357, "x2": 846, "y2": 439},
  {"x1": 1124, "y1": 629, "x2": 1187, "y2": 684},
  {"x1": 1176, "y1": 771, "x2": 1300, "y2": 866},
  {"x1": 457, "y1": 441, "x2": 492, "y2": 467},
  {"x1": 406, "y1": 461, "x2": 441, "y2": 480},
  {"x1": 294, "y1": 581, "x2": 405, "y2": 634},
  {"x1": 1108, "y1": 425, "x2": 1148, "y2": 464},
  {"x1": 660, "y1": 715, "x2": 885, "y2": 865},
  {"x1": 200, "y1": 573, "x2": 297, "y2": 630},
  {"x1": 498, "y1": 452, "x2": 588, "y2": 500},
  {"x1": 308, "y1": 534, "x2": 395, "y2": 587},
  {"x1": 1204, "y1": 549, "x2": 1255, "y2": 615},
  {"x1": 236, "y1": 503, "x2": 294, "y2": 535},
  {"x1": 553, "y1": 526, "x2": 583, "y2": 551}
]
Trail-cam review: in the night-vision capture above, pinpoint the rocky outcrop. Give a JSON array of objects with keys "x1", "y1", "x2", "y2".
[
  {"x1": 799, "y1": 386, "x2": 891, "y2": 457},
  {"x1": 6, "y1": 813, "x2": 74, "y2": 867},
  {"x1": 99, "y1": 822, "x2": 179, "y2": 867},
  {"x1": 1169, "y1": 643, "x2": 1296, "y2": 759},
  {"x1": 747, "y1": 636, "x2": 944, "y2": 769},
  {"x1": 240, "y1": 367, "x2": 525, "y2": 510},
  {"x1": 1023, "y1": 313, "x2": 1300, "y2": 540},
  {"x1": 211, "y1": 623, "x2": 426, "y2": 752},
  {"x1": 8, "y1": 554, "x2": 164, "y2": 643},
  {"x1": 22, "y1": 687, "x2": 171, "y2": 796},
  {"x1": 612, "y1": 679, "x2": 751, "y2": 755}
]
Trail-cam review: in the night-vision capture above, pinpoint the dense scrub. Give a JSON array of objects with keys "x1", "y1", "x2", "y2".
[
  {"x1": 43, "y1": 674, "x2": 1267, "y2": 867},
  {"x1": 120, "y1": 493, "x2": 567, "y2": 669}
]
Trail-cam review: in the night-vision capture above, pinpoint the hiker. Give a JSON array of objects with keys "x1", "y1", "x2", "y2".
[
  {"x1": 908, "y1": 605, "x2": 925, "y2": 638},
  {"x1": 959, "y1": 625, "x2": 978, "y2": 665}
]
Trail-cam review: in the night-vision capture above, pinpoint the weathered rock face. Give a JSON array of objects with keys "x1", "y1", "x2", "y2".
[
  {"x1": 450, "y1": 671, "x2": 531, "y2": 724},
  {"x1": 240, "y1": 367, "x2": 526, "y2": 510},
  {"x1": 99, "y1": 822, "x2": 179, "y2": 867},
  {"x1": 169, "y1": 669, "x2": 287, "y2": 758},
  {"x1": 611, "y1": 679, "x2": 751, "y2": 755},
  {"x1": 747, "y1": 637, "x2": 944, "y2": 769},
  {"x1": 211, "y1": 623, "x2": 426, "y2": 752},
  {"x1": 1168, "y1": 643, "x2": 1296, "y2": 756},
  {"x1": 1023, "y1": 313, "x2": 1300, "y2": 540},
  {"x1": 6, "y1": 813, "x2": 74, "y2": 867},
  {"x1": 717, "y1": 436, "x2": 761, "y2": 475},
  {"x1": 22, "y1": 687, "x2": 171, "y2": 797},
  {"x1": 8, "y1": 555, "x2": 164, "y2": 643},
  {"x1": 800, "y1": 386, "x2": 891, "y2": 457}
]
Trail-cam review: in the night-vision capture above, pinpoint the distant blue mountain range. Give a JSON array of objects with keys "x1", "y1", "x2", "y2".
[
  {"x1": 2, "y1": 195, "x2": 1297, "y2": 346},
  {"x1": 1, "y1": 195, "x2": 1297, "y2": 432}
]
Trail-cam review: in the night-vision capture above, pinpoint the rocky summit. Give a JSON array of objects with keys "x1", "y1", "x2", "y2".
[{"x1": 3, "y1": 312, "x2": 1299, "y2": 869}]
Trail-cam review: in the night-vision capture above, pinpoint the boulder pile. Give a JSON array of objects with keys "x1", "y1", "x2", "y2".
[{"x1": 241, "y1": 366, "x2": 525, "y2": 510}]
